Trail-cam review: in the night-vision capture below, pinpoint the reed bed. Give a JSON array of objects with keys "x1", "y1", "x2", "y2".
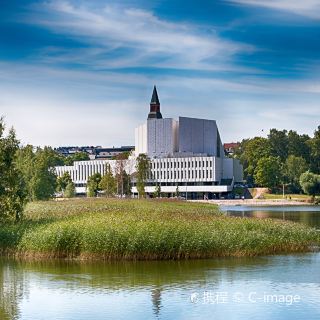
[{"x1": 0, "y1": 198, "x2": 319, "y2": 260}]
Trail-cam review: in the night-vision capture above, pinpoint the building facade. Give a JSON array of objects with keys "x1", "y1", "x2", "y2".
[
  {"x1": 55, "y1": 86, "x2": 243, "y2": 198},
  {"x1": 132, "y1": 86, "x2": 243, "y2": 198}
]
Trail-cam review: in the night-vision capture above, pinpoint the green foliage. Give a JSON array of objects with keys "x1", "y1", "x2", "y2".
[
  {"x1": 237, "y1": 137, "x2": 271, "y2": 183},
  {"x1": 87, "y1": 173, "x2": 102, "y2": 197},
  {"x1": 99, "y1": 164, "x2": 116, "y2": 197},
  {"x1": 284, "y1": 155, "x2": 308, "y2": 192},
  {"x1": 0, "y1": 119, "x2": 27, "y2": 221},
  {"x1": 299, "y1": 171, "x2": 320, "y2": 197},
  {"x1": 115, "y1": 153, "x2": 128, "y2": 196},
  {"x1": 64, "y1": 152, "x2": 89, "y2": 166},
  {"x1": 64, "y1": 182, "x2": 76, "y2": 198},
  {"x1": 31, "y1": 148, "x2": 57, "y2": 200},
  {"x1": 136, "y1": 154, "x2": 150, "y2": 198},
  {"x1": 0, "y1": 199, "x2": 317, "y2": 259},
  {"x1": 122, "y1": 171, "x2": 132, "y2": 196},
  {"x1": 175, "y1": 185, "x2": 180, "y2": 198},
  {"x1": 254, "y1": 156, "x2": 282, "y2": 189},
  {"x1": 15, "y1": 146, "x2": 57, "y2": 201},
  {"x1": 268, "y1": 129, "x2": 289, "y2": 161},
  {"x1": 309, "y1": 126, "x2": 320, "y2": 174},
  {"x1": 154, "y1": 184, "x2": 161, "y2": 198},
  {"x1": 56, "y1": 172, "x2": 72, "y2": 193},
  {"x1": 287, "y1": 130, "x2": 311, "y2": 162},
  {"x1": 235, "y1": 127, "x2": 318, "y2": 190}
]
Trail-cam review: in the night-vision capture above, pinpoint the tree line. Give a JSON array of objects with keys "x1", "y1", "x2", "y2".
[
  {"x1": 0, "y1": 118, "x2": 144, "y2": 221},
  {"x1": 234, "y1": 126, "x2": 320, "y2": 196}
]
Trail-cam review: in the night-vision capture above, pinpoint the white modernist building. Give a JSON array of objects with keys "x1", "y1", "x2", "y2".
[
  {"x1": 133, "y1": 86, "x2": 243, "y2": 198},
  {"x1": 55, "y1": 86, "x2": 243, "y2": 198}
]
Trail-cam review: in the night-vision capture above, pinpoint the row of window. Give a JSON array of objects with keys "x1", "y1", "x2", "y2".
[
  {"x1": 153, "y1": 168, "x2": 213, "y2": 180},
  {"x1": 151, "y1": 159, "x2": 213, "y2": 170}
]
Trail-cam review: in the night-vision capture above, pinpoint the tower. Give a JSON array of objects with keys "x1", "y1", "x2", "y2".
[{"x1": 148, "y1": 86, "x2": 162, "y2": 119}]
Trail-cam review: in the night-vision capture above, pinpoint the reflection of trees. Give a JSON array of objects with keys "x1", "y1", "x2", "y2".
[
  {"x1": 0, "y1": 260, "x2": 28, "y2": 320},
  {"x1": 151, "y1": 287, "x2": 162, "y2": 317}
]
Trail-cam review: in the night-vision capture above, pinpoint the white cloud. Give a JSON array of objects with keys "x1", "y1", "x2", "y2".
[
  {"x1": 24, "y1": 1, "x2": 253, "y2": 71},
  {"x1": 227, "y1": 0, "x2": 320, "y2": 19},
  {"x1": 1, "y1": 60, "x2": 319, "y2": 146}
]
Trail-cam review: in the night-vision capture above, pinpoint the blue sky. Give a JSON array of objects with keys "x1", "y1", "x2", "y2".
[{"x1": 1, "y1": 0, "x2": 320, "y2": 147}]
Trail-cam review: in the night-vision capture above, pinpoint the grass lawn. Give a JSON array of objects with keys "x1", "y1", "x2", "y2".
[
  {"x1": 0, "y1": 198, "x2": 319, "y2": 260},
  {"x1": 263, "y1": 194, "x2": 313, "y2": 201}
]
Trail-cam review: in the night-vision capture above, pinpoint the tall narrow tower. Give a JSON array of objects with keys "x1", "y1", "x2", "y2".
[{"x1": 148, "y1": 86, "x2": 162, "y2": 119}]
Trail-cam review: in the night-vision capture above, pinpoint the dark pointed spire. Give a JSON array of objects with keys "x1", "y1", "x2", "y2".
[
  {"x1": 148, "y1": 85, "x2": 162, "y2": 119},
  {"x1": 150, "y1": 85, "x2": 160, "y2": 105}
]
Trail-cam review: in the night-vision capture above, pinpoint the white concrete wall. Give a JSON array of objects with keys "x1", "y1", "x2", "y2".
[
  {"x1": 55, "y1": 159, "x2": 136, "y2": 185},
  {"x1": 178, "y1": 117, "x2": 219, "y2": 156},
  {"x1": 147, "y1": 118, "x2": 178, "y2": 158},
  {"x1": 134, "y1": 123, "x2": 147, "y2": 156},
  {"x1": 233, "y1": 159, "x2": 244, "y2": 182},
  {"x1": 150, "y1": 156, "x2": 220, "y2": 183},
  {"x1": 223, "y1": 158, "x2": 234, "y2": 180},
  {"x1": 132, "y1": 184, "x2": 232, "y2": 194},
  {"x1": 222, "y1": 158, "x2": 244, "y2": 182}
]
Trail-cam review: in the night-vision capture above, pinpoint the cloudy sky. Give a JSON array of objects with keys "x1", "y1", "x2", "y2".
[{"x1": 1, "y1": 0, "x2": 319, "y2": 147}]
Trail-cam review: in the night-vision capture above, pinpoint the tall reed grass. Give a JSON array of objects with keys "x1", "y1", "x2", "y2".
[{"x1": 0, "y1": 198, "x2": 319, "y2": 260}]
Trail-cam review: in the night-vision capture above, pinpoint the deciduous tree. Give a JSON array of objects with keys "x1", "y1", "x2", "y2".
[
  {"x1": 99, "y1": 164, "x2": 116, "y2": 197},
  {"x1": 0, "y1": 118, "x2": 26, "y2": 221},
  {"x1": 87, "y1": 173, "x2": 102, "y2": 197},
  {"x1": 284, "y1": 155, "x2": 308, "y2": 192},
  {"x1": 254, "y1": 156, "x2": 282, "y2": 190},
  {"x1": 299, "y1": 171, "x2": 320, "y2": 198},
  {"x1": 136, "y1": 154, "x2": 150, "y2": 198}
]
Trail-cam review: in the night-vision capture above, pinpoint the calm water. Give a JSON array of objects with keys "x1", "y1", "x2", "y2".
[
  {"x1": 1, "y1": 254, "x2": 320, "y2": 320},
  {"x1": 221, "y1": 205, "x2": 320, "y2": 229},
  {"x1": 1, "y1": 206, "x2": 320, "y2": 320}
]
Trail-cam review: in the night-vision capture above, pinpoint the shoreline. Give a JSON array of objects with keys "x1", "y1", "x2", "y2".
[{"x1": 193, "y1": 199, "x2": 316, "y2": 207}]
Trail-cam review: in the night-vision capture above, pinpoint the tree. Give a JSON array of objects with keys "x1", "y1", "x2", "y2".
[
  {"x1": 136, "y1": 154, "x2": 150, "y2": 198},
  {"x1": 299, "y1": 171, "x2": 320, "y2": 198},
  {"x1": 287, "y1": 130, "x2": 311, "y2": 162},
  {"x1": 15, "y1": 145, "x2": 35, "y2": 199},
  {"x1": 175, "y1": 185, "x2": 180, "y2": 198},
  {"x1": 0, "y1": 118, "x2": 27, "y2": 221},
  {"x1": 309, "y1": 126, "x2": 320, "y2": 174},
  {"x1": 254, "y1": 156, "x2": 282, "y2": 190},
  {"x1": 284, "y1": 155, "x2": 308, "y2": 192},
  {"x1": 56, "y1": 172, "x2": 72, "y2": 194},
  {"x1": 64, "y1": 151, "x2": 89, "y2": 166},
  {"x1": 122, "y1": 171, "x2": 132, "y2": 196},
  {"x1": 237, "y1": 137, "x2": 271, "y2": 183},
  {"x1": 99, "y1": 164, "x2": 116, "y2": 197},
  {"x1": 87, "y1": 173, "x2": 102, "y2": 197},
  {"x1": 115, "y1": 153, "x2": 128, "y2": 197},
  {"x1": 64, "y1": 182, "x2": 76, "y2": 198},
  {"x1": 15, "y1": 146, "x2": 57, "y2": 201},
  {"x1": 30, "y1": 148, "x2": 57, "y2": 200},
  {"x1": 154, "y1": 184, "x2": 161, "y2": 198},
  {"x1": 268, "y1": 129, "x2": 288, "y2": 162}
]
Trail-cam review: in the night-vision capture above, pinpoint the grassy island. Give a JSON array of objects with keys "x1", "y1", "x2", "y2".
[{"x1": 0, "y1": 198, "x2": 319, "y2": 260}]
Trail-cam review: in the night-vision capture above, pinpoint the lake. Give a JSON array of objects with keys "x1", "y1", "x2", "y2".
[
  {"x1": 220, "y1": 205, "x2": 320, "y2": 229},
  {"x1": 1, "y1": 206, "x2": 320, "y2": 320}
]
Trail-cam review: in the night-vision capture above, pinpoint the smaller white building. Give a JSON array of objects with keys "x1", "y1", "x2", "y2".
[{"x1": 55, "y1": 159, "x2": 136, "y2": 194}]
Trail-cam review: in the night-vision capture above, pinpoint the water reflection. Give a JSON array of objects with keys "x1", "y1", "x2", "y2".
[
  {"x1": 0, "y1": 254, "x2": 319, "y2": 319},
  {"x1": 0, "y1": 260, "x2": 30, "y2": 320},
  {"x1": 151, "y1": 287, "x2": 162, "y2": 317},
  {"x1": 221, "y1": 206, "x2": 320, "y2": 229}
]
